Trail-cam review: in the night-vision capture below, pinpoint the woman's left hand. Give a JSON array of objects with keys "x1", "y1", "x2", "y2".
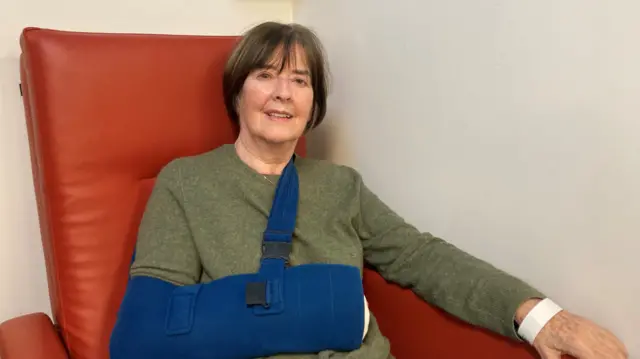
[{"x1": 532, "y1": 309, "x2": 628, "y2": 359}]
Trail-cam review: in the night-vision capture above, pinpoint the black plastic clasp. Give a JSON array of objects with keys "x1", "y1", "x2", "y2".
[{"x1": 261, "y1": 241, "x2": 292, "y2": 263}]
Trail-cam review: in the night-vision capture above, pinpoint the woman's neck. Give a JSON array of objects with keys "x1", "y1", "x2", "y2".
[{"x1": 234, "y1": 136, "x2": 295, "y2": 175}]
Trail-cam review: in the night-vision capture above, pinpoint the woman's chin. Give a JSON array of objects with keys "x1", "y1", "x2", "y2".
[{"x1": 260, "y1": 130, "x2": 302, "y2": 144}]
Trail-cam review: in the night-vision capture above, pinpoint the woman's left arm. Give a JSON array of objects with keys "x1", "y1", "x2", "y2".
[
  {"x1": 352, "y1": 172, "x2": 541, "y2": 340},
  {"x1": 352, "y1": 172, "x2": 628, "y2": 358}
]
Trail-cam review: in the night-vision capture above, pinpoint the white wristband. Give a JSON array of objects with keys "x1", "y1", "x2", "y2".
[{"x1": 517, "y1": 298, "x2": 563, "y2": 344}]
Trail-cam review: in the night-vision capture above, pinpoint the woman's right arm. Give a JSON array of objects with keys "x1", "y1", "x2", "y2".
[{"x1": 109, "y1": 160, "x2": 204, "y2": 358}]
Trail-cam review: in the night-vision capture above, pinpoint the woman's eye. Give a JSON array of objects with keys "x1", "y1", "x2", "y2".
[
  {"x1": 257, "y1": 72, "x2": 272, "y2": 79},
  {"x1": 294, "y1": 78, "x2": 308, "y2": 86}
]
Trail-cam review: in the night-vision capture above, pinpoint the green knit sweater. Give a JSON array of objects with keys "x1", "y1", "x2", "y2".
[{"x1": 130, "y1": 144, "x2": 543, "y2": 358}]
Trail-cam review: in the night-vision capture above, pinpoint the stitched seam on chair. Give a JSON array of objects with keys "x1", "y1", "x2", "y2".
[
  {"x1": 41, "y1": 156, "x2": 69, "y2": 351},
  {"x1": 25, "y1": 58, "x2": 71, "y2": 352}
]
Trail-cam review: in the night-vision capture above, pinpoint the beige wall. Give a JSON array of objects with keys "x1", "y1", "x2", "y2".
[
  {"x1": 295, "y1": 0, "x2": 639, "y2": 357},
  {"x1": 0, "y1": 0, "x2": 292, "y2": 324}
]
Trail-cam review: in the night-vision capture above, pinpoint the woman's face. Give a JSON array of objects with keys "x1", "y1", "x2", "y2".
[{"x1": 236, "y1": 45, "x2": 314, "y2": 146}]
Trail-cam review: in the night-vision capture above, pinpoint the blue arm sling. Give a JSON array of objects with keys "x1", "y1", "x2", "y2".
[{"x1": 109, "y1": 156, "x2": 365, "y2": 359}]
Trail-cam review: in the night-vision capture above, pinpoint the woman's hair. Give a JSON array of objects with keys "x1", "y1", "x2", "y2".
[{"x1": 222, "y1": 21, "x2": 330, "y2": 131}]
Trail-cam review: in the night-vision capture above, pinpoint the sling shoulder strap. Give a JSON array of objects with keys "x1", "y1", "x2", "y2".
[{"x1": 246, "y1": 155, "x2": 298, "y2": 311}]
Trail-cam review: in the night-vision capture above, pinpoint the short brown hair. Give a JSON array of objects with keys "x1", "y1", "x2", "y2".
[{"x1": 222, "y1": 22, "x2": 330, "y2": 131}]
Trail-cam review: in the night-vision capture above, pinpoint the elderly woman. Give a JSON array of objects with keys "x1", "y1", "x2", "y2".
[{"x1": 109, "y1": 22, "x2": 627, "y2": 359}]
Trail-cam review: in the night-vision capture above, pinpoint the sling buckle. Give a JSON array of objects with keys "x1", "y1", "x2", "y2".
[{"x1": 261, "y1": 242, "x2": 292, "y2": 263}]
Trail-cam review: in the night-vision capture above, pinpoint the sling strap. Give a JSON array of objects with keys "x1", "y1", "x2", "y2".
[{"x1": 246, "y1": 156, "x2": 298, "y2": 313}]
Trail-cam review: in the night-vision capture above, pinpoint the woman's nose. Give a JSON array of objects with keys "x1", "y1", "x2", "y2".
[{"x1": 272, "y1": 78, "x2": 292, "y2": 101}]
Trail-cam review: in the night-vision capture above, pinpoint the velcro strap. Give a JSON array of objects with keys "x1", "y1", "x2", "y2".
[{"x1": 245, "y1": 282, "x2": 269, "y2": 307}]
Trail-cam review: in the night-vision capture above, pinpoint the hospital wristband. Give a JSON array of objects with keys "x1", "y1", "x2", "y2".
[{"x1": 517, "y1": 298, "x2": 563, "y2": 344}]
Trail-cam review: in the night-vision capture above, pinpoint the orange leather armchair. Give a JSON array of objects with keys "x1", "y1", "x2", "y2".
[{"x1": 0, "y1": 28, "x2": 539, "y2": 359}]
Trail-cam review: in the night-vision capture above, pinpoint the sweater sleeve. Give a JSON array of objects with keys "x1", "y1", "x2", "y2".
[
  {"x1": 353, "y1": 172, "x2": 544, "y2": 340},
  {"x1": 129, "y1": 160, "x2": 202, "y2": 286}
]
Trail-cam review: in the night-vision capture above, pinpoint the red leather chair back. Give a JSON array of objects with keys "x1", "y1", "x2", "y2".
[{"x1": 19, "y1": 28, "x2": 306, "y2": 359}]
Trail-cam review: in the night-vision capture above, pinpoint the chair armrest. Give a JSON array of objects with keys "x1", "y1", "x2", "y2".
[
  {"x1": 363, "y1": 268, "x2": 538, "y2": 359},
  {"x1": 0, "y1": 312, "x2": 69, "y2": 359}
]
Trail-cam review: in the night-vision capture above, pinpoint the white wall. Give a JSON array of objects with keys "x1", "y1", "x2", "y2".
[
  {"x1": 0, "y1": 0, "x2": 293, "y2": 324},
  {"x1": 295, "y1": 0, "x2": 639, "y2": 357}
]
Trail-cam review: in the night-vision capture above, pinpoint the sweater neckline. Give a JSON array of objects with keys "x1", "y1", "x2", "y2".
[{"x1": 222, "y1": 143, "x2": 282, "y2": 185}]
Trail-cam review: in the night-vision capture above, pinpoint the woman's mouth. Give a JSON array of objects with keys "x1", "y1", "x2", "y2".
[{"x1": 265, "y1": 110, "x2": 293, "y2": 121}]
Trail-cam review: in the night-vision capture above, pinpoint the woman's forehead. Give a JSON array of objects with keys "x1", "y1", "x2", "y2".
[{"x1": 263, "y1": 44, "x2": 310, "y2": 72}]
